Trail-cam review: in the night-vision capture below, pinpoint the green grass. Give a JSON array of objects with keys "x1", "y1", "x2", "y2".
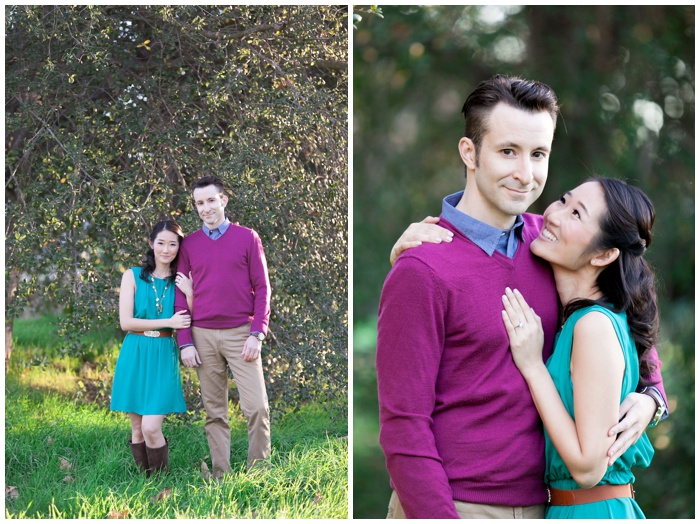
[{"x1": 5, "y1": 317, "x2": 348, "y2": 519}]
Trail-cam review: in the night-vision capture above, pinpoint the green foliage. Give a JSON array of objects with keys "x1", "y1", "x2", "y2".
[
  {"x1": 353, "y1": 5, "x2": 694, "y2": 518},
  {"x1": 5, "y1": 6, "x2": 348, "y2": 411}
]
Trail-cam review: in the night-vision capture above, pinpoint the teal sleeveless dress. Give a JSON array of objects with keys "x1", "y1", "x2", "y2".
[
  {"x1": 544, "y1": 305, "x2": 654, "y2": 519},
  {"x1": 110, "y1": 267, "x2": 187, "y2": 415}
]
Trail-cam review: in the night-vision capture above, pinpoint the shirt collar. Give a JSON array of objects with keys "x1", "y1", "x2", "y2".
[
  {"x1": 203, "y1": 218, "x2": 230, "y2": 236},
  {"x1": 442, "y1": 191, "x2": 524, "y2": 257}
]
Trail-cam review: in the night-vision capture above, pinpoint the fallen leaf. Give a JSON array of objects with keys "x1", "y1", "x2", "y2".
[
  {"x1": 62, "y1": 475, "x2": 74, "y2": 483},
  {"x1": 201, "y1": 461, "x2": 212, "y2": 480},
  {"x1": 5, "y1": 486, "x2": 19, "y2": 499},
  {"x1": 313, "y1": 491, "x2": 323, "y2": 504},
  {"x1": 47, "y1": 436, "x2": 54, "y2": 445},
  {"x1": 152, "y1": 488, "x2": 172, "y2": 502},
  {"x1": 337, "y1": 435, "x2": 348, "y2": 441},
  {"x1": 107, "y1": 509, "x2": 129, "y2": 519},
  {"x1": 60, "y1": 457, "x2": 72, "y2": 471}
]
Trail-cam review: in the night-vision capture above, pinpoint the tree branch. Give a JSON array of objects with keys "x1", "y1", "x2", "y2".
[{"x1": 201, "y1": 21, "x2": 288, "y2": 42}]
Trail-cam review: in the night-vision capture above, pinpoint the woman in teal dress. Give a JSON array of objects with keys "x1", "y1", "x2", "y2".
[
  {"x1": 502, "y1": 178, "x2": 658, "y2": 518},
  {"x1": 111, "y1": 220, "x2": 193, "y2": 476}
]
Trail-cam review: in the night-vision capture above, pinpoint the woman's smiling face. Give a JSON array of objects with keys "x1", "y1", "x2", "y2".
[{"x1": 530, "y1": 181, "x2": 608, "y2": 271}]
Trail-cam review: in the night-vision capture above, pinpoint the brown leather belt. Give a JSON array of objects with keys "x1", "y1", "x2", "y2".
[
  {"x1": 129, "y1": 330, "x2": 173, "y2": 338},
  {"x1": 548, "y1": 484, "x2": 634, "y2": 506}
]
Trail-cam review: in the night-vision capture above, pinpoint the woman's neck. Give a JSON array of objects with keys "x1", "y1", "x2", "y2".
[
  {"x1": 152, "y1": 263, "x2": 171, "y2": 278},
  {"x1": 552, "y1": 267, "x2": 604, "y2": 307}
]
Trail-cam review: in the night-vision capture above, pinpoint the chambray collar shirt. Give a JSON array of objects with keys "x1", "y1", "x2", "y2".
[
  {"x1": 203, "y1": 218, "x2": 231, "y2": 240},
  {"x1": 442, "y1": 191, "x2": 524, "y2": 258}
]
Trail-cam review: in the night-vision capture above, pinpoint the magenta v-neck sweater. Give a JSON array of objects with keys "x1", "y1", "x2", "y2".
[
  {"x1": 376, "y1": 213, "x2": 560, "y2": 517},
  {"x1": 174, "y1": 224, "x2": 271, "y2": 347}
]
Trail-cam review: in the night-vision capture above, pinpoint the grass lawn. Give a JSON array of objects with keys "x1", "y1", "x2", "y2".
[{"x1": 5, "y1": 316, "x2": 348, "y2": 519}]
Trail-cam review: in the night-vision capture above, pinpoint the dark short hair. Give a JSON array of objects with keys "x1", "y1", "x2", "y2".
[
  {"x1": 461, "y1": 74, "x2": 560, "y2": 155},
  {"x1": 191, "y1": 175, "x2": 226, "y2": 195}
]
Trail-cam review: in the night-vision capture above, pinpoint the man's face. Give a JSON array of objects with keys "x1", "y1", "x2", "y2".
[
  {"x1": 193, "y1": 185, "x2": 228, "y2": 229},
  {"x1": 462, "y1": 102, "x2": 555, "y2": 229}
]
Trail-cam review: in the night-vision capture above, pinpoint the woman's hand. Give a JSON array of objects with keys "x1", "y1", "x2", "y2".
[
  {"x1": 501, "y1": 288, "x2": 545, "y2": 378},
  {"x1": 175, "y1": 271, "x2": 193, "y2": 297},
  {"x1": 389, "y1": 216, "x2": 454, "y2": 266},
  {"x1": 169, "y1": 310, "x2": 191, "y2": 329}
]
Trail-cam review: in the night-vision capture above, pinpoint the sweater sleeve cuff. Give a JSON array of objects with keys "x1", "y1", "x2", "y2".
[{"x1": 176, "y1": 329, "x2": 193, "y2": 347}]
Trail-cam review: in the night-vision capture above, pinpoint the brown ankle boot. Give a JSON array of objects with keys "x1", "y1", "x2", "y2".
[
  {"x1": 129, "y1": 440, "x2": 150, "y2": 476},
  {"x1": 146, "y1": 438, "x2": 169, "y2": 475}
]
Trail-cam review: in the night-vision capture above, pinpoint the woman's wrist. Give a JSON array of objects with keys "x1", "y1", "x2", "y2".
[{"x1": 520, "y1": 361, "x2": 548, "y2": 383}]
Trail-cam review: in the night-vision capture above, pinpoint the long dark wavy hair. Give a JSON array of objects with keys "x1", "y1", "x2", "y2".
[
  {"x1": 139, "y1": 220, "x2": 185, "y2": 283},
  {"x1": 562, "y1": 177, "x2": 659, "y2": 380}
]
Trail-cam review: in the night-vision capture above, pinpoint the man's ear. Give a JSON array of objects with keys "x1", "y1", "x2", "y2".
[
  {"x1": 221, "y1": 194, "x2": 229, "y2": 207},
  {"x1": 458, "y1": 137, "x2": 477, "y2": 170},
  {"x1": 591, "y1": 247, "x2": 620, "y2": 268}
]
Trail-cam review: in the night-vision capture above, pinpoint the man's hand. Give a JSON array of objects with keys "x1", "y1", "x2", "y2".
[
  {"x1": 606, "y1": 392, "x2": 656, "y2": 465},
  {"x1": 389, "y1": 216, "x2": 454, "y2": 266},
  {"x1": 181, "y1": 345, "x2": 202, "y2": 368},
  {"x1": 242, "y1": 336, "x2": 262, "y2": 362}
]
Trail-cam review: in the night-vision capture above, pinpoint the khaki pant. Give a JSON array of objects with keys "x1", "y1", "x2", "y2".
[
  {"x1": 192, "y1": 324, "x2": 270, "y2": 476},
  {"x1": 387, "y1": 490, "x2": 546, "y2": 519}
]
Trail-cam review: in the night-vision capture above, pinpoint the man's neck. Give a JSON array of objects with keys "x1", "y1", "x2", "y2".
[
  {"x1": 455, "y1": 191, "x2": 517, "y2": 231},
  {"x1": 204, "y1": 217, "x2": 227, "y2": 230}
]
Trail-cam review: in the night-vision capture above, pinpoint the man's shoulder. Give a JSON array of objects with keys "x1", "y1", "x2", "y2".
[
  {"x1": 182, "y1": 228, "x2": 205, "y2": 244},
  {"x1": 389, "y1": 243, "x2": 459, "y2": 287},
  {"x1": 520, "y1": 213, "x2": 544, "y2": 242},
  {"x1": 228, "y1": 222, "x2": 257, "y2": 236},
  {"x1": 522, "y1": 212, "x2": 544, "y2": 229},
  {"x1": 393, "y1": 242, "x2": 446, "y2": 269}
]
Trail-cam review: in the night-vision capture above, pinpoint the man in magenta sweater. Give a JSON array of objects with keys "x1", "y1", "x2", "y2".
[
  {"x1": 376, "y1": 76, "x2": 668, "y2": 518},
  {"x1": 175, "y1": 176, "x2": 271, "y2": 477}
]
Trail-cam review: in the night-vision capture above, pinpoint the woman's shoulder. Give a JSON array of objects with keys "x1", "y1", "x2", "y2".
[
  {"x1": 123, "y1": 267, "x2": 145, "y2": 282},
  {"x1": 571, "y1": 306, "x2": 629, "y2": 352},
  {"x1": 573, "y1": 308, "x2": 618, "y2": 332},
  {"x1": 568, "y1": 304, "x2": 625, "y2": 327}
]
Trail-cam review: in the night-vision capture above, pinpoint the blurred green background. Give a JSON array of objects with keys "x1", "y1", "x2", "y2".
[{"x1": 352, "y1": 5, "x2": 694, "y2": 519}]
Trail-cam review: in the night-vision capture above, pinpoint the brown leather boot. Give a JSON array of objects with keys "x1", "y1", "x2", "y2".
[
  {"x1": 129, "y1": 440, "x2": 150, "y2": 476},
  {"x1": 146, "y1": 438, "x2": 169, "y2": 476}
]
